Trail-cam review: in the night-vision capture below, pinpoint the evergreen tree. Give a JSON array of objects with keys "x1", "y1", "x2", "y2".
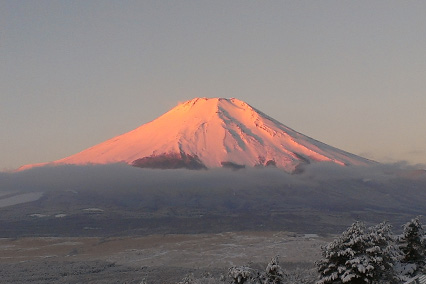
[
  {"x1": 364, "y1": 222, "x2": 399, "y2": 283},
  {"x1": 228, "y1": 257, "x2": 285, "y2": 284},
  {"x1": 398, "y1": 216, "x2": 426, "y2": 276},
  {"x1": 316, "y1": 221, "x2": 399, "y2": 284},
  {"x1": 228, "y1": 266, "x2": 262, "y2": 284},
  {"x1": 316, "y1": 221, "x2": 371, "y2": 283},
  {"x1": 264, "y1": 256, "x2": 285, "y2": 284}
]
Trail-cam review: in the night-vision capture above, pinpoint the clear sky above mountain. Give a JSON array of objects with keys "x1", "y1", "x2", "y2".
[{"x1": 1, "y1": 1, "x2": 425, "y2": 170}]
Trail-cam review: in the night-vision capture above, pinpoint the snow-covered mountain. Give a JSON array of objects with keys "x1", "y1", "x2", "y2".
[{"x1": 20, "y1": 98, "x2": 373, "y2": 172}]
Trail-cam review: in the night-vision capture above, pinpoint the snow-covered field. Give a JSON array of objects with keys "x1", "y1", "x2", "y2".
[{"x1": 0, "y1": 231, "x2": 327, "y2": 283}]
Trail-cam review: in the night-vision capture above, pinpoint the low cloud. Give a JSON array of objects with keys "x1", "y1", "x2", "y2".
[
  {"x1": 0, "y1": 163, "x2": 425, "y2": 228},
  {"x1": 0, "y1": 162, "x2": 424, "y2": 194}
]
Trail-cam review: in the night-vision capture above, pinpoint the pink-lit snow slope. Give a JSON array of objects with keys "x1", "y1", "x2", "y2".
[{"x1": 19, "y1": 98, "x2": 374, "y2": 172}]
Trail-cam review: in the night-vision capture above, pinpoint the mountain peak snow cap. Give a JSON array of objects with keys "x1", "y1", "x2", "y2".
[
  {"x1": 176, "y1": 97, "x2": 247, "y2": 110},
  {"x1": 171, "y1": 97, "x2": 261, "y2": 122},
  {"x1": 18, "y1": 97, "x2": 374, "y2": 172}
]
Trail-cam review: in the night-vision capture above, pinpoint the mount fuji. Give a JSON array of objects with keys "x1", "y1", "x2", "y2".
[{"x1": 20, "y1": 98, "x2": 373, "y2": 172}]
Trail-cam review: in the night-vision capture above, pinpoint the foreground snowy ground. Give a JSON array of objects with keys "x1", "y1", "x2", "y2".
[{"x1": 0, "y1": 231, "x2": 327, "y2": 283}]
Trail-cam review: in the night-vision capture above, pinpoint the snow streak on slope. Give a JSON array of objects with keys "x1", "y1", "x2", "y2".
[{"x1": 19, "y1": 98, "x2": 373, "y2": 172}]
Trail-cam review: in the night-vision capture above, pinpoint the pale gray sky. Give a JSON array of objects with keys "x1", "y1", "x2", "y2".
[{"x1": 1, "y1": 1, "x2": 425, "y2": 170}]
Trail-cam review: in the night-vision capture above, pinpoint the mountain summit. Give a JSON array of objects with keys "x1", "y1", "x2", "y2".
[{"x1": 20, "y1": 98, "x2": 373, "y2": 172}]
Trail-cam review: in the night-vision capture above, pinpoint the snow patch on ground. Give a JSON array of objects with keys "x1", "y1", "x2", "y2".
[
  {"x1": 54, "y1": 214, "x2": 67, "y2": 218},
  {"x1": 304, "y1": 234, "x2": 319, "y2": 238},
  {"x1": 30, "y1": 214, "x2": 49, "y2": 218},
  {"x1": 83, "y1": 227, "x2": 101, "y2": 230},
  {"x1": 83, "y1": 208, "x2": 104, "y2": 212},
  {"x1": 0, "y1": 191, "x2": 14, "y2": 198},
  {"x1": 0, "y1": 192, "x2": 43, "y2": 208}
]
